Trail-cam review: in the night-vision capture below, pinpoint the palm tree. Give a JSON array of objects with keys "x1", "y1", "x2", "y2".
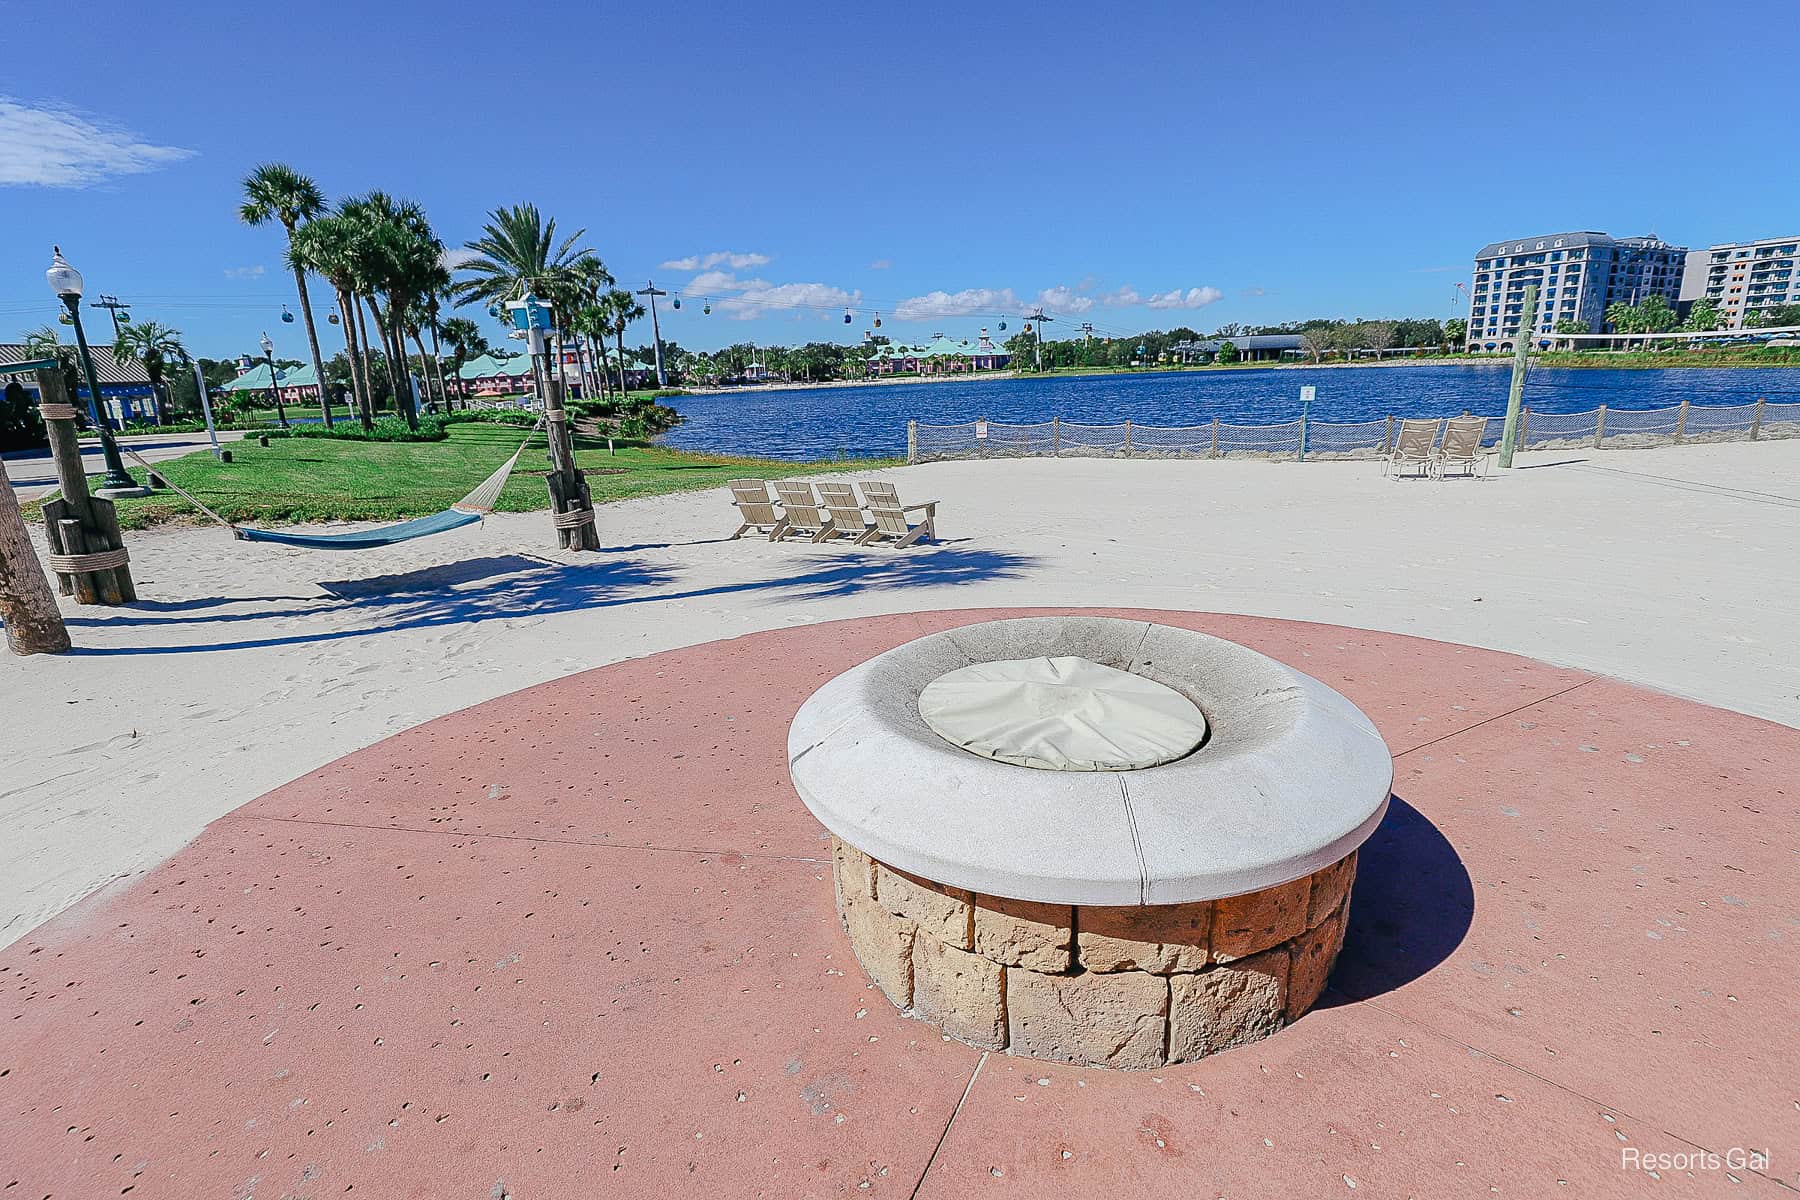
[
  {"x1": 439, "y1": 316, "x2": 489, "y2": 406},
  {"x1": 454, "y1": 203, "x2": 593, "y2": 309},
  {"x1": 569, "y1": 302, "x2": 612, "y2": 400},
  {"x1": 568, "y1": 255, "x2": 614, "y2": 398},
  {"x1": 239, "y1": 163, "x2": 335, "y2": 428},
  {"x1": 601, "y1": 289, "x2": 644, "y2": 397},
  {"x1": 421, "y1": 272, "x2": 453, "y2": 411},
  {"x1": 21, "y1": 327, "x2": 83, "y2": 421},
  {"x1": 339, "y1": 192, "x2": 443, "y2": 427},
  {"x1": 290, "y1": 214, "x2": 374, "y2": 429},
  {"x1": 112, "y1": 320, "x2": 186, "y2": 426},
  {"x1": 454, "y1": 204, "x2": 594, "y2": 403}
]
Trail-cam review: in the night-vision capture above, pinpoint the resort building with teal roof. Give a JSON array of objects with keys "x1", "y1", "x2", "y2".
[{"x1": 867, "y1": 330, "x2": 1009, "y2": 376}]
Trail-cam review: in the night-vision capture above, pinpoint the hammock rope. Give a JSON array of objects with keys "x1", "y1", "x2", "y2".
[{"x1": 114, "y1": 421, "x2": 544, "y2": 550}]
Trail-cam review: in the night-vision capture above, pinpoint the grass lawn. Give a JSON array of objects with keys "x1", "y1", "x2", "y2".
[{"x1": 48, "y1": 422, "x2": 898, "y2": 531}]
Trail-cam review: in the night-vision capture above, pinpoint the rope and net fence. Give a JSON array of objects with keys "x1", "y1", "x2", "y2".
[{"x1": 906, "y1": 399, "x2": 1800, "y2": 463}]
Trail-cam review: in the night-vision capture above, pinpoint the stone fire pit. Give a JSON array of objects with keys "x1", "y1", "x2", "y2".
[{"x1": 788, "y1": 617, "x2": 1393, "y2": 1069}]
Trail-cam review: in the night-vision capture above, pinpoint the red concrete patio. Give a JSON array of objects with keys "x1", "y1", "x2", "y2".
[{"x1": 2, "y1": 609, "x2": 1794, "y2": 1198}]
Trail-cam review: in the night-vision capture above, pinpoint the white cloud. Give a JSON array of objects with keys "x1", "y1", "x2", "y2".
[
  {"x1": 893, "y1": 288, "x2": 1022, "y2": 322},
  {"x1": 717, "y1": 281, "x2": 860, "y2": 321},
  {"x1": 440, "y1": 246, "x2": 481, "y2": 270},
  {"x1": 1034, "y1": 286, "x2": 1094, "y2": 314},
  {"x1": 686, "y1": 269, "x2": 748, "y2": 294},
  {"x1": 1099, "y1": 286, "x2": 1142, "y2": 307},
  {"x1": 1241, "y1": 286, "x2": 1267, "y2": 298},
  {"x1": 869, "y1": 258, "x2": 892, "y2": 269},
  {"x1": 223, "y1": 265, "x2": 266, "y2": 280},
  {"x1": 0, "y1": 96, "x2": 194, "y2": 187},
  {"x1": 1145, "y1": 286, "x2": 1225, "y2": 310},
  {"x1": 661, "y1": 250, "x2": 772, "y2": 271}
]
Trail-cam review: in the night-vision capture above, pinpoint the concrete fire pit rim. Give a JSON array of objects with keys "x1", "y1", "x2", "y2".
[{"x1": 788, "y1": 616, "x2": 1395, "y2": 905}]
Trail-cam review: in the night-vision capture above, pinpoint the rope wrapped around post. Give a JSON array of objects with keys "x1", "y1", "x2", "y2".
[
  {"x1": 551, "y1": 506, "x2": 596, "y2": 530},
  {"x1": 47, "y1": 547, "x2": 130, "y2": 574}
]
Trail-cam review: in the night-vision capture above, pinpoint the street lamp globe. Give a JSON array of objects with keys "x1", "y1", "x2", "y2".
[
  {"x1": 260, "y1": 332, "x2": 274, "y2": 358},
  {"x1": 46, "y1": 246, "x2": 83, "y2": 299}
]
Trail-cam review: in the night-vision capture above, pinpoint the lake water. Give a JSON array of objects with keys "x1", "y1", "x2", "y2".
[{"x1": 658, "y1": 365, "x2": 1799, "y2": 460}]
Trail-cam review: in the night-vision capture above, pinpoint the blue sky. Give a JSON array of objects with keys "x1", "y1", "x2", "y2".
[{"x1": 2, "y1": 0, "x2": 1793, "y2": 359}]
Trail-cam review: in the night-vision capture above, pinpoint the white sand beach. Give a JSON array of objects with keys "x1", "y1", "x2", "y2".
[{"x1": 3, "y1": 438, "x2": 1798, "y2": 948}]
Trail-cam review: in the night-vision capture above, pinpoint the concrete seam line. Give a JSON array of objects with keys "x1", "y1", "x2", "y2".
[
  {"x1": 1117, "y1": 774, "x2": 1151, "y2": 906},
  {"x1": 908, "y1": 1050, "x2": 988, "y2": 1200},
  {"x1": 1347, "y1": 994, "x2": 1778, "y2": 1189},
  {"x1": 1391, "y1": 679, "x2": 1595, "y2": 760},
  {"x1": 232, "y1": 812, "x2": 827, "y2": 865}
]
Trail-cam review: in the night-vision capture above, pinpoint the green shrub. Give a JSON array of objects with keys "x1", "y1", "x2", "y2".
[
  {"x1": 441, "y1": 407, "x2": 539, "y2": 427},
  {"x1": 265, "y1": 415, "x2": 447, "y2": 443}
]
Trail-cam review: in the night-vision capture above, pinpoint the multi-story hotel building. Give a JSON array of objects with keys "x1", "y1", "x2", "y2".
[
  {"x1": 1466, "y1": 232, "x2": 1686, "y2": 350},
  {"x1": 1695, "y1": 236, "x2": 1800, "y2": 328}
]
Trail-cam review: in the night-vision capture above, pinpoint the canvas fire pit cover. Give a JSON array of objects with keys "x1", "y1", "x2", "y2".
[{"x1": 918, "y1": 655, "x2": 1207, "y2": 771}]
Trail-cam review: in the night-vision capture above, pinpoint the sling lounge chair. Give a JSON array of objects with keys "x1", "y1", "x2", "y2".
[
  {"x1": 1434, "y1": 416, "x2": 1492, "y2": 479},
  {"x1": 1384, "y1": 418, "x2": 1440, "y2": 480},
  {"x1": 815, "y1": 481, "x2": 875, "y2": 543},
  {"x1": 772, "y1": 480, "x2": 835, "y2": 542},
  {"x1": 729, "y1": 480, "x2": 788, "y2": 540},
  {"x1": 859, "y1": 480, "x2": 938, "y2": 548}
]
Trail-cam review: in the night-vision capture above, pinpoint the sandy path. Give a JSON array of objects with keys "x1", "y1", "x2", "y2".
[
  {"x1": 3, "y1": 429, "x2": 246, "y2": 501},
  {"x1": 2, "y1": 438, "x2": 1797, "y2": 947}
]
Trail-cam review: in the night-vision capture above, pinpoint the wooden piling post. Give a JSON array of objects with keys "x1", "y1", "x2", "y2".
[
  {"x1": 50, "y1": 516, "x2": 100, "y2": 605},
  {"x1": 1498, "y1": 283, "x2": 1537, "y2": 468},
  {"x1": 1674, "y1": 400, "x2": 1689, "y2": 443},
  {"x1": 906, "y1": 420, "x2": 917, "y2": 464},
  {"x1": 34, "y1": 368, "x2": 134, "y2": 604},
  {"x1": 542, "y1": 378, "x2": 599, "y2": 551},
  {"x1": 1124, "y1": 419, "x2": 1133, "y2": 455},
  {"x1": 1517, "y1": 407, "x2": 1530, "y2": 450},
  {"x1": 1382, "y1": 415, "x2": 1394, "y2": 454},
  {"x1": 1211, "y1": 417, "x2": 1220, "y2": 459},
  {"x1": 1593, "y1": 404, "x2": 1607, "y2": 448},
  {"x1": 1750, "y1": 397, "x2": 1765, "y2": 440},
  {"x1": 0, "y1": 452, "x2": 70, "y2": 655},
  {"x1": 1051, "y1": 416, "x2": 1060, "y2": 457}
]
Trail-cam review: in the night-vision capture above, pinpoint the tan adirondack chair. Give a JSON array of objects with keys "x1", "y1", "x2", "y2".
[
  {"x1": 772, "y1": 480, "x2": 835, "y2": 542},
  {"x1": 858, "y1": 481, "x2": 937, "y2": 548},
  {"x1": 815, "y1": 481, "x2": 875, "y2": 543},
  {"x1": 729, "y1": 480, "x2": 788, "y2": 540},
  {"x1": 1434, "y1": 416, "x2": 1492, "y2": 479},
  {"x1": 1384, "y1": 418, "x2": 1441, "y2": 480}
]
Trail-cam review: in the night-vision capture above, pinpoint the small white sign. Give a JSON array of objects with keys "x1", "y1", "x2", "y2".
[{"x1": 1300, "y1": 386, "x2": 1316, "y2": 403}]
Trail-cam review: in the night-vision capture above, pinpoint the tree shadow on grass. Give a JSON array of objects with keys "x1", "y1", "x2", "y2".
[
  {"x1": 59, "y1": 544, "x2": 1039, "y2": 656},
  {"x1": 1316, "y1": 795, "x2": 1475, "y2": 1006}
]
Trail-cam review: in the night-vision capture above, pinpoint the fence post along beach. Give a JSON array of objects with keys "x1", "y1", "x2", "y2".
[
  {"x1": 907, "y1": 396, "x2": 1798, "y2": 462},
  {"x1": 1498, "y1": 283, "x2": 1537, "y2": 469}
]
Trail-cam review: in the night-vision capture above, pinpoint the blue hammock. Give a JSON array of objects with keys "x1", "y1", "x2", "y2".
[
  {"x1": 234, "y1": 507, "x2": 483, "y2": 549},
  {"x1": 120, "y1": 426, "x2": 540, "y2": 552}
]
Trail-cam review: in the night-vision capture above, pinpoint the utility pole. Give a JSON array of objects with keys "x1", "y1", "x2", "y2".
[
  {"x1": 1025, "y1": 310, "x2": 1054, "y2": 371},
  {"x1": 90, "y1": 295, "x2": 142, "y2": 422},
  {"x1": 1078, "y1": 322, "x2": 1095, "y2": 346},
  {"x1": 636, "y1": 280, "x2": 668, "y2": 388},
  {"x1": 92, "y1": 294, "x2": 130, "y2": 340},
  {"x1": 1498, "y1": 283, "x2": 1537, "y2": 469}
]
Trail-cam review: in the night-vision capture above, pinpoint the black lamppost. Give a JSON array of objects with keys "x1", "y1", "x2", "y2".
[
  {"x1": 46, "y1": 247, "x2": 144, "y2": 496},
  {"x1": 260, "y1": 331, "x2": 289, "y2": 427}
]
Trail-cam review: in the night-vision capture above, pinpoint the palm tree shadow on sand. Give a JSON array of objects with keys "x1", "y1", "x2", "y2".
[
  {"x1": 1315, "y1": 795, "x2": 1475, "y2": 1006},
  {"x1": 60, "y1": 544, "x2": 1040, "y2": 655}
]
